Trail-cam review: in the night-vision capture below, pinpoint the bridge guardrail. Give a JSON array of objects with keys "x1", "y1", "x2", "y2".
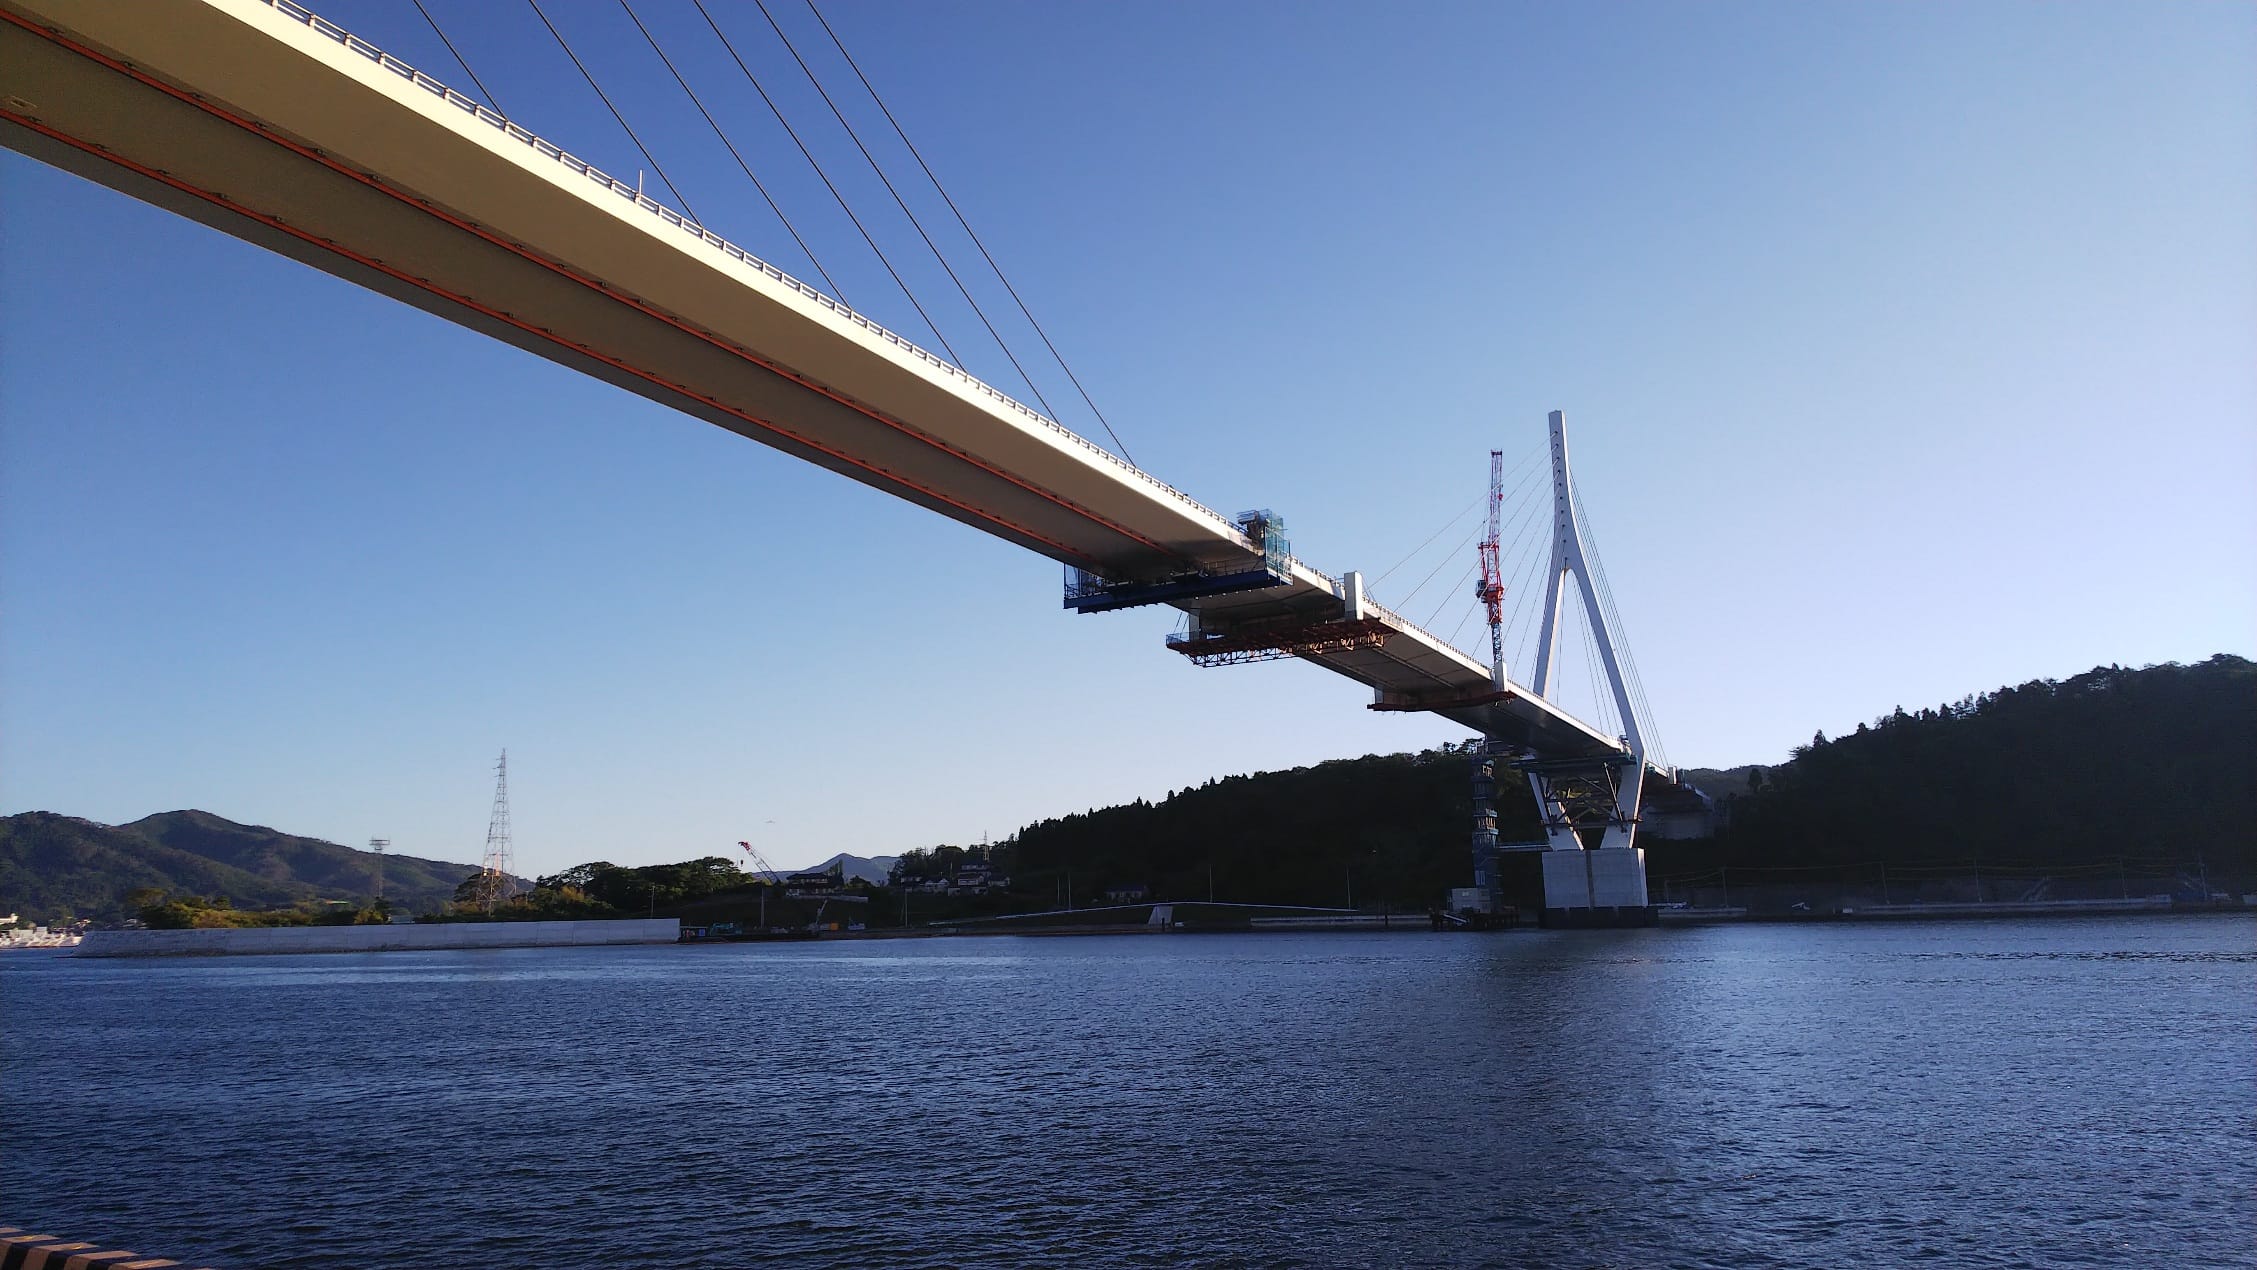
[
  {"x1": 255, "y1": 0, "x2": 1268, "y2": 555},
  {"x1": 1358, "y1": 595, "x2": 1478, "y2": 668},
  {"x1": 1356, "y1": 597, "x2": 1631, "y2": 753}
]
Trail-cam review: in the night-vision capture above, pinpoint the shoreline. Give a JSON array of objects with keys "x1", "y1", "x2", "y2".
[
  {"x1": 24, "y1": 901, "x2": 2249, "y2": 959},
  {"x1": 826, "y1": 901, "x2": 2252, "y2": 939}
]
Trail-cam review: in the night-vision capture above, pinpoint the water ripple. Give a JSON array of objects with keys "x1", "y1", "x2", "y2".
[{"x1": 3, "y1": 916, "x2": 2252, "y2": 1267}]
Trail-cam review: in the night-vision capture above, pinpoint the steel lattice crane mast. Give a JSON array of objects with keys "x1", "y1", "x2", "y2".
[
  {"x1": 1474, "y1": 449, "x2": 1506, "y2": 687},
  {"x1": 736, "y1": 840, "x2": 783, "y2": 882}
]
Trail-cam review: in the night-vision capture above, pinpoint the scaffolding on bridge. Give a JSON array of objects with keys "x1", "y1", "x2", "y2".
[
  {"x1": 1064, "y1": 509, "x2": 1294, "y2": 614},
  {"x1": 1166, "y1": 615, "x2": 1392, "y2": 666}
]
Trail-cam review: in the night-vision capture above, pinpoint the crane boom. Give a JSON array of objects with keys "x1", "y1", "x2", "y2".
[{"x1": 736, "y1": 840, "x2": 783, "y2": 883}]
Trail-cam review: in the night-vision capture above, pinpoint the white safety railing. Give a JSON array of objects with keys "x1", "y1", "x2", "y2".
[
  {"x1": 254, "y1": 0, "x2": 1264, "y2": 552},
  {"x1": 1354, "y1": 595, "x2": 1630, "y2": 753},
  {"x1": 1357, "y1": 595, "x2": 1488, "y2": 675}
]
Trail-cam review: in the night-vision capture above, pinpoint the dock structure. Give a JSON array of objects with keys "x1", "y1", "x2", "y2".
[{"x1": 0, "y1": 1225, "x2": 219, "y2": 1268}]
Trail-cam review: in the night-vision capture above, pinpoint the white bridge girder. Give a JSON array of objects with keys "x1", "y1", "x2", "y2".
[
  {"x1": 0, "y1": 0, "x2": 1650, "y2": 767},
  {"x1": 1, "y1": 0, "x2": 1679, "y2": 927}
]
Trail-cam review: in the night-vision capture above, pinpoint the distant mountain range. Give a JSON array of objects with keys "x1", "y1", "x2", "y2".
[
  {"x1": 0, "y1": 810, "x2": 493, "y2": 925},
  {"x1": 742, "y1": 851, "x2": 897, "y2": 886},
  {"x1": 803, "y1": 852, "x2": 898, "y2": 887},
  {"x1": 0, "y1": 805, "x2": 898, "y2": 926}
]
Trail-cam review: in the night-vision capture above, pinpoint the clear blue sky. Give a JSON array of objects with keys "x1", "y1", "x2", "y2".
[{"x1": 4, "y1": 0, "x2": 2250, "y2": 876}]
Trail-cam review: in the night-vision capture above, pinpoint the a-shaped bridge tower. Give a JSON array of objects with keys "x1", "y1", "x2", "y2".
[
  {"x1": 1482, "y1": 412, "x2": 1664, "y2": 924},
  {"x1": 1168, "y1": 411, "x2": 1678, "y2": 927}
]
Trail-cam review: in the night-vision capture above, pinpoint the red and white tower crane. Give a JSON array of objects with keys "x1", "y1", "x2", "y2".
[{"x1": 1474, "y1": 449, "x2": 1506, "y2": 687}]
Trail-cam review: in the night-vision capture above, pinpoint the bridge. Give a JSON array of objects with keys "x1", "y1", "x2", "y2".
[{"x1": 0, "y1": 0, "x2": 1699, "y2": 923}]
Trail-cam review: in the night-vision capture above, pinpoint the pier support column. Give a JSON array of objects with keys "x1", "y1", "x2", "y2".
[
  {"x1": 1538, "y1": 847, "x2": 1653, "y2": 926},
  {"x1": 1464, "y1": 744, "x2": 1502, "y2": 914},
  {"x1": 1520, "y1": 756, "x2": 1657, "y2": 927}
]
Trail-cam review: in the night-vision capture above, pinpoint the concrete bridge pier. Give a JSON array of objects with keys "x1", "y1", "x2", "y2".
[
  {"x1": 1466, "y1": 744, "x2": 1503, "y2": 907},
  {"x1": 1521, "y1": 755, "x2": 1657, "y2": 927},
  {"x1": 1538, "y1": 847, "x2": 1655, "y2": 927}
]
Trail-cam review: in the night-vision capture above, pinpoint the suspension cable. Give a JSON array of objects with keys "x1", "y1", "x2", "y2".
[
  {"x1": 1370, "y1": 494, "x2": 1481, "y2": 588},
  {"x1": 1423, "y1": 557, "x2": 1480, "y2": 630},
  {"x1": 690, "y1": 0, "x2": 961, "y2": 363},
  {"x1": 617, "y1": 0, "x2": 847, "y2": 302},
  {"x1": 1574, "y1": 599, "x2": 1618, "y2": 741},
  {"x1": 1571, "y1": 484, "x2": 1667, "y2": 764},
  {"x1": 1370, "y1": 444, "x2": 1540, "y2": 590},
  {"x1": 1444, "y1": 594, "x2": 1481, "y2": 651},
  {"x1": 1573, "y1": 488, "x2": 1646, "y2": 726},
  {"x1": 749, "y1": 2, "x2": 1064, "y2": 426},
  {"x1": 1503, "y1": 535, "x2": 1553, "y2": 685},
  {"x1": 802, "y1": 0, "x2": 1139, "y2": 465},
  {"x1": 1582, "y1": 561, "x2": 1639, "y2": 744},
  {"x1": 1390, "y1": 526, "x2": 1481, "y2": 611},
  {"x1": 525, "y1": 0, "x2": 700, "y2": 225},
  {"x1": 412, "y1": 0, "x2": 505, "y2": 115}
]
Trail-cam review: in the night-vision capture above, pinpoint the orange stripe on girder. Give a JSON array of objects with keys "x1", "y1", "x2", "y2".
[{"x1": 0, "y1": 8, "x2": 1181, "y2": 565}]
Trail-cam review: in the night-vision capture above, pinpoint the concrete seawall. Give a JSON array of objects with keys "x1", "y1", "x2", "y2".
[{"x1": 75, "y1": 918, "x2": 680, "y2": 958}]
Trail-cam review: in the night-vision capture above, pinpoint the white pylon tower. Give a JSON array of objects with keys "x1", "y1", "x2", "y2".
[
  {"x1": 1526, "y1": 409, "x2": 1647, "y2": 858},
  {"x1": 478, "y1": 750, "x2": 513, "y2": 912}
]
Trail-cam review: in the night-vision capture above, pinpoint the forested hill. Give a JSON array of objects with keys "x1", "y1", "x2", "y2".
[
  {"x1": 0, "y1": 811, "x2": 482, "y2": 924},
  {"x1": 5, "y1": 658, "x2": 2242, "y2": 924},
  {"x1": 1004, "y1": 750, "x2": 1538, "y2": 911},
  {"x1": 124, "y1": 811, "x2": 474, "y2": 904},
  {"x1": 995, "y1": 656, "x2": 2252, "y2": 905},
  {"x1": 1695, "y1": 654, "x2": 2254, "y2": 870}
]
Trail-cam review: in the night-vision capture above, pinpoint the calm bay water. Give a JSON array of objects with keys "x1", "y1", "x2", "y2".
[{"x1": 4, "y1": 916, "x2": 2251, "y2": 1268}]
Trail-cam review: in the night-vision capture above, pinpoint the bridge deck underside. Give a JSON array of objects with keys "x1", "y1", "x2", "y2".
[{"x1": 0, "y1": 0, "x2": 1651, "y2": 772}]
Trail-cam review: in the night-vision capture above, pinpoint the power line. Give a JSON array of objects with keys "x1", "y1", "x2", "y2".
[
  {"x1": 802, "y1": 0, "x2": 1139, "y2": 467},
  {"x1": 526, "y1": 0, "x2": 701, "y2": 225},
  {"x1": 691, "y1": 0, "x2": 962, "y2": 363},
  {"x1": 751, "y1": 1, "x2": 1061, "y2": 424},
  {"x1": 616, "y1": 0, "x2": 847, "y2": 301},
  {"x1": 412, "y1": 0, "x2": 505, "y2": 115}
]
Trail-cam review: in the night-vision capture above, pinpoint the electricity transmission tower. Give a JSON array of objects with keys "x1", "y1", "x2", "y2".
[
  {"x1": 478, "y1": 750, "x2": 513, "y2": 912},
  {"x1": 368, "y1": 838, "x2": 389, "y2": 905}
]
